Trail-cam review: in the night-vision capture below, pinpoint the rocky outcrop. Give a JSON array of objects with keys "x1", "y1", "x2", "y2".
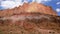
[
  {"x1": 0, "y1": 2, "x2": 57, "y2": 17},
  {"x1": 0, "y1": 3, "x2": 60, "y2": 34},
  {"x1": 0, "y1": 12, "x2": 60, "y2": 34}
]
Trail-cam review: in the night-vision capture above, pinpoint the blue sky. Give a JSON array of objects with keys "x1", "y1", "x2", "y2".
[
  {"x1": 0, "y1": 0, "x2": 60, "y2": 16},
  {"x1": 42, "y1": 0, "x2": 60, "y2": 15}
]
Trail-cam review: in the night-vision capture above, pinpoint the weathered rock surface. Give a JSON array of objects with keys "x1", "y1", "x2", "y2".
[
  {"x1": 0, "y1": 3, "x2": 60, "y2": 34},
  {"x1": 0, "y1": 12, "x2": 60, "y2": 34},
  {"x1": 0, "y1": 2, "x2": 57, "y2": 17}
]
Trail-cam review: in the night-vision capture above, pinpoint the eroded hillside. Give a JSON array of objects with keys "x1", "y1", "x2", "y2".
[
  {"x1": 0, "y1": 2, "x2": 57, "y2": 17},
  {"x1": 0, "y1": 3, "x2": 60, "y2": 34}
]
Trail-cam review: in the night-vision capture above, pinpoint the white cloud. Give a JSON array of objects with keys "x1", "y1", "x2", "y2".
[
  {"x1": 44, "y1": 0, "x2": 51, "y2": 1},
  {"x1": 56, "y1": 2, "x2": 60, "y2": 5},
  {"x1": 1, "y1": 1, "x2": 16, "y2": 9},
  {"x1": 32, "y1": 0, "x2": 35, "y2": 2},
  {"x1": 1, "y1": 0, "x2": 24, "y2": 9},
  {"x1": 35, "y1": 0, "x2": 42, "y2": 3},
  {"x1": 56, "y1": 8, "x2": 60, "y2": 12},
  {"x1": 24, "y1": 0, "x2": 28, "y2": 3},
  {"x1": 32, "y1": 0, "x2": 51, "y2": 3},
  {"x1": 0, "y1": 0, "x2": 51, "y2": 9}
]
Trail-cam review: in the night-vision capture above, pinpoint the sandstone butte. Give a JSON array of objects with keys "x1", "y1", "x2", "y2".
[{"x1": 0, "y1": 2, "x2": 60, "y2": 34}]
